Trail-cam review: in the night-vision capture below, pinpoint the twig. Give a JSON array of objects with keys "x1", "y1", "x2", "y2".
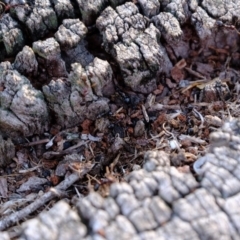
[
  {"x1": 20, "y1": 138, "x2": 50, "y2": 147},
  {"x1": 43, "y1": 140, "x2": 89, "y2": 159},
  {"x1": 185, "y1": 67, "x2": 206, "y2": 79},
  {"x1": 130, "y1": 151, "x2": 144, "y2": 162},
  {"x1": 141, "y1": 104, "x2": 149, "y2": 122},
  {"x1": 0, "y1": 162, "x2": 92, "y2": 231},
  {"x1": 162, "y1": 122, "x2": 180, "y2": 150},
  {"x1": 162, "y1": 122, "x2": 174, "y2": 137},
  {"x1": 18, "y1": 165, "x2": 42, "y2": 174},
  {"x1": 192, "y1": 108, "x2": 205, "y2": 128},
  {"x1": 113, "y1": 107, "x2": 123, "y2": 116},
  {"x1": 149, "y1": 132, "x2": 163, "y2": 139},
  {"x1": 110, "y1": 153, "x2": 121, "y2": 172}
]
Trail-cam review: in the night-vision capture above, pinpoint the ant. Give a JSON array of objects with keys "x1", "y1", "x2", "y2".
[
  {"x1": 214, "y1": 19, "x2": 240, "y2": 35},
  {"x1": 0, "y1": 1, "x2": 26, "y2": 19}
]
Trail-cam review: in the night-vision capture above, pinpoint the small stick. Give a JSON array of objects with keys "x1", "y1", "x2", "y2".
[
  {"x1": 0, "y1": 162, "x2": 92, "y2": 231},
  {"x1": 141, "y1": 104, "x2": 149, "y2": 123},
  {"x1": 18, "y1": 165, "x2": 41, "y2": 173},
  {"x1": 192, "y1": 108, "x2": 205, "y2": 129},
  {"x1": 20, "y1": 138, "x2": 50, "y2": 147},
  {"x1": 43, "y1": 140, "x2": 89, "y2": 159},
  {"x1": 162, "y1": 122, "x2": 180, "y2": 150},
  {"x1": 110, "y1": 153, "x2": 121, "y2": 172},
  {"x1": 185, "y1": 67, "x2": 206, "y2": 79},
  {"x1": 113, "y1": 107, "x2": 123, "y2": 116}
]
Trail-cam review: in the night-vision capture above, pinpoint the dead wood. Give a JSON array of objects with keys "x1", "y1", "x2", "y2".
[{"x1": 0, "y1": 162, "x2": 92, "y2": 231}]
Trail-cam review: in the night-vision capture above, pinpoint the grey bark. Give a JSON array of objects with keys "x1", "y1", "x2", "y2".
[
  {"x1": 76, "y1": 0, "x2": 108, "y2": 26},
  {"x1": 32, "y1": 37, "x2": 68, "y2": 78},
  {"x1": 0, "y1": 0, "x2": 240, "y2": 239},
  {"x1": 42, "y1": 59, "x2": 111, "y2": 128},
  {"x1": 13, "y1": 46, "x2": 38, "y2": 77},
  {"x1": 96, "y1": 2, "x2": 172, "y2": 93},
  {"x1": 0, "y1": 62, "x2": 49, "y2": 138},
  {"x1": 54, "y1": 19, "x2": 88, "y2": 50},
  {"x1": 138, "y1": 0, "x2": 161, "y2": 18},
  {"x1": 51, "y1": 0, "x2": 75, "y2": 19},
  {"x1": 0, "y1": 136, "x2": 15, "y2": 167},
  {"x1": 0, "y1": 14, "x2": 23, "y2": 57},
  {"x1": 86, "y1": 57, "x2": 114, "y2": 97},
  {"x1": 15, "y1": 0, "x2": 58, "y2": 41},
  {"x1": 62, "y1": 40, "x2": 94, "y2": 68}
]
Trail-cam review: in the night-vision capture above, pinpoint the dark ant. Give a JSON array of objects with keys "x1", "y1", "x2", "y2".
[
  {"x1": 215, "y1": 19, "x2": 240, "y2": 35},
  {"x1": 0, "y1": 1, "x2": 26, "y2": 18}
]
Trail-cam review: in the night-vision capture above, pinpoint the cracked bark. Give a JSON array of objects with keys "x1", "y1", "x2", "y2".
[{"x1": 0, "y1": 0, "x2": 240, "y2": 239}]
